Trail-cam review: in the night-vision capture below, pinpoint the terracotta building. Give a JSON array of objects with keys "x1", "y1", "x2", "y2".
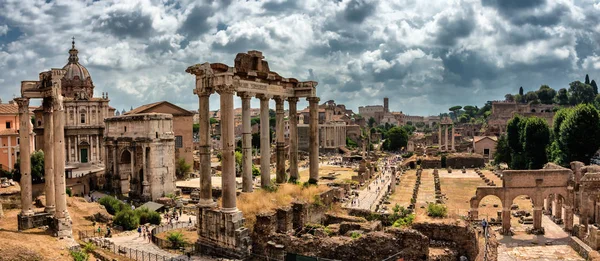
[
  {"x1": 125, "y1": 101, "x2": 194, "y2": 167},
  {"x1": 33, "y1": 40, "x2": 115, "y2": 169},
  {"x1": 0, "y1": 100, "x2": 35, "y2": 172}
]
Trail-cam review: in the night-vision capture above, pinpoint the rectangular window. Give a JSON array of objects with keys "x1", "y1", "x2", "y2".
[
  {"x1": 80, "y1": 114, "x2": 85, "y2": 124},
  {"x1": 175, "y1": 136, "x2": 183, "y2": 148},
  {"x1": 484, "y1": 148, "x2": 490, "y2": 155},
  {"x1": 5, "y1": 121, "x2": 11, "y2": 129}
]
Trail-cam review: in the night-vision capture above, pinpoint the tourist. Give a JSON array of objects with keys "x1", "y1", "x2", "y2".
[
  {"x1": 137, "y1": 225, "x2": 142, "y2": 237},
  {"x1": 97, "y1": 226, "x2": 102, "y2": 236},
  {"x1": 189, "y1": 217, "x2": 192, "y2": 224}
]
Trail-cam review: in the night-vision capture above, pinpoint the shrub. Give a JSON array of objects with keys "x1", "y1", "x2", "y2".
[
  {"x1": 113, "y1": 209, "x2": 139, "y2": 230},
  {"x1": 389, "y1": 204, "x2": 411, "y2": 223},
  {"x1": 166, "y1": 231, "x2": 187, "y2": 249},
  {"x1": 69, "y1": 250, "x2": 89, "y2": 261},
  {"x1": 350, "y1": 232, "x2": 361, "y2": 239},
  {"x1": 83, "y1": 242, "x2": 95, "y2": 253},
  {"x1": 99, "y1": 196, "x2": 128, "y2": 215},
  {"x1": 66, "y1": 187, "x2": 72, "y2": 197},
  {"x1": 427, "y1": 203, "x2": 447, "y2": 218},
  {"x1": 134, "y1": 207, "x2": 161, "y2": 225},
  {"x1": 252, "y1": 165, "x2": 260, "y2": 177},
  {"x1": 392, "y1": 214, "x2": 415, "y2": 228}
]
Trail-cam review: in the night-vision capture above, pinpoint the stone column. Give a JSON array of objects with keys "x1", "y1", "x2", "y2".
[
  {"x1": 258, "y1": 94, "x2": 271, "y2": 188},
  {"x1": 565, "y1": 186, "x2": 574, "y2": 231},
  {"x1": 438, "y1": 125, "x2": 442, "y2": 149},
  {"x1": 288, "y1": 97, "x2": 299, "y2": 182},
  {"x1": 502, "y1": 208, "x2": 511, "y2": 234},
  {"x1": 544, "y1": 198, "x2": 549, "y2": 214},
  {"x1": 308, "y1": 97, "x2": 320, "y2": 183},
  {"x1": 533, "y1": 206, "x2": 543, "y2": 231},
  {"x1": 239, "y1": 92, "x2": 253, "y2": 192},
  {"x1": 444, "y1": 125, "x2": 448, "y2": 151},
  {"x1": 43, "y1": 98, "x2": 55, "y2": 214},
  {"x1": 556, "y1": 197, "x2": 563, "y2": 219},
  {"x1": 53, "y1": 95, "x2": 68, "y2": 220},
  {"x1": 219, "y1": 87, "x2": 237, "y2": 212},
  {"x1": 16, "y1": 98, "x2": 34, "y2": 216},
  {"x1": 451, "y1": 126, "x2": 455, "y2": 151},
  {"x1": 469, "y1": 209, "x2": 479, "y2": 220},
  {"x1": 197, "y1": 91, "x2": 214, "y2": 207},
  {"x1": 275, "y1": 96, "x2": 285, "y2": 183}
]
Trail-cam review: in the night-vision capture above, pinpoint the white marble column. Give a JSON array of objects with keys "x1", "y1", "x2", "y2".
[
  {"x1": 219, "y1": 87, "x2": 237, "y2": 212},
  {"x1": 288, "y1": 97, "x2": 299, "y2": 182},
  {"x1": 16, "y1": 98, "x2": 34, "y2": 216},
  {"x1": 258, "y1": 94, "x2": 271, "y2": 188},
  {"x1": 42, "y1": 98, "x2": 55, "y2": 213},
  {"x1": 308, "y1": 97, "x2": 320, "y2": 183},
  {"x1": 275, "y1": 96, "x2": 285, "y2": 183},
  {"x1": 239, "y1": 92, "x2": 253, "y2": 192}
]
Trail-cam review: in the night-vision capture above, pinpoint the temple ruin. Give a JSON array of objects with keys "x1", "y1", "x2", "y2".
[{"x1": 186, "y1": 50, "x2": 319, "y2": 258}]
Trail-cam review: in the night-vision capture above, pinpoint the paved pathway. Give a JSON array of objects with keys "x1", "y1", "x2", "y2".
[{"x1": 346, "y1": 159, "x2": 394, "y2": 211}]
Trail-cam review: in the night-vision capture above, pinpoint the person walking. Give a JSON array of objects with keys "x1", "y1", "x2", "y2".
[{"x1": 137, "y1": 225, "x2": 142, "y2": 237}]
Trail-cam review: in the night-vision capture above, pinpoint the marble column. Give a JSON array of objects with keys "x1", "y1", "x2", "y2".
[
  {"x1": 258, "y1": 94, "x2": 271, "y2": 188},
  {"x1": 239, "y1": 92, "x2": 253, "y2": 192},
  {"x1": 451, "y1": 126, "x2": 455, "y2": 151},
  {"x1": 219, "y1": 87, "x2": 237, "y2": 212},
  {"x1": 288, "y1": 97, "x2": 299, "y2": 182},
  {"x1": 444, "y1": 125, "x2": 448, "y2": 151},
  {"x1": 308, "y1": 97, "x2": 320, "y2": 183},
  {"x1": 53, "y1": 95, "x2": 68, "y2": 219},
  {"x1": 275, "y1": 96, "x2": 285, "y2": 184},
  {"x1": 16, "y1": 98, "x2": 34, "y2": 216},
  {"x1": 197, "y1": 91, "x2": 214, "y2": 206},
  {"x1": 42, "y1": 98, "x2": 55, "y2": 214}
]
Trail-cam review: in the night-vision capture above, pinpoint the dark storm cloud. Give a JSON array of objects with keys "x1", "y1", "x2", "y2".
[
  {"x1": 575, "y1": 33, "x2": 599, "y2": 61},
  {"x1": 95, "y1": 10, "x2": 154, "y2": 39},
  {"x1": 262, "y1": 0, "x2": 299, "y2": 13},
  {"x1": 441, "y1": 50, "x2": 498, "y2": 86},
  {"x1": 481, "y1": 0, "x2": 546, "y2": 13},
  {"x1": 344, "y1": 0, "x2": 376, "y2": 23},
  {"x1": 435, "y1": 12, "x2": 476, "y2": 46},
  {"x1": 509, "y1": 4, "x2": 568, "y2": 26},
  {"x1": 340, "y1": 79, "x2": 364, "y2": 92},
  {"x1": 178, "y1": 5, "x2": 213, "y2": 39},
  {"x1": 501, "y1": 25, "x2": 552, "y2": 45}
]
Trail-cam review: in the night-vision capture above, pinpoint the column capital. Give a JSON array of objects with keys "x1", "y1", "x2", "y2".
[
  {"x1": 216, "y1": 84, "x2": 236, "y2": 95},
  {"x1": 287, "y1": 97, "x2": 299, "y2": 103},
  {"x1": 194, "y1": 87, "x2": 214, "y2": 97},
  {"x1": 14, "y1": 97, "x2": 30, "y2": 112},
  {"x1": 256, "y1": 93, "x2": 272, "y2": 101},
  {"x1": 307, "y1": 96, "x2": 320, "y2": 103},
  {"x1": 274, "y1": 95, "x2": 285, "y2": 103},
  {"x1": 237, "y1": 91, "x2": 254, "y2": 100}
]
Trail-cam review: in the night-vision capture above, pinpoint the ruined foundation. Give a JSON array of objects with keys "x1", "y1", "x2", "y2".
[{"x1": 196, "y1": 207, "x2": 251, "y2": 259}]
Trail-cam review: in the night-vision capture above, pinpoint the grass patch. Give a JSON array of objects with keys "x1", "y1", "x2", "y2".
[{"x1": 427, "y1": 203, "x2": 448, "y2": 218}]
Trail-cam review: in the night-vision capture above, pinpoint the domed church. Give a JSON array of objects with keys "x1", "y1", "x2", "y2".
[{"x1": 33, "y1": 39, "x2": 115, "y2": 188}]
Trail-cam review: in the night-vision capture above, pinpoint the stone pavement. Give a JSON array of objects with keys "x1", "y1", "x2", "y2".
[
  {"x1": 346, "y1": 159, "x2": 394, "y2": 211},
  {"x1": 496, "y1": 215, "x2": 584, "y2": 261}
]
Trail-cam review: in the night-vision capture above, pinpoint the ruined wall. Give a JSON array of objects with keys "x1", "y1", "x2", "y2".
[
  {"x1": 421, "y1": 158, "x2": 442, "y2": 169},
  {"x1": 411, "y1": 222, "x2": 479, "y2": 260},
  {"x1": 446, "y1": 154, "x2": 484, "y2": 168}
]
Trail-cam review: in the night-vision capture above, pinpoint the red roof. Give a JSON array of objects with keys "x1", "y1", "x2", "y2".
[{"x1": 0, "y1": 104, "x2": 18, "y2": 114}]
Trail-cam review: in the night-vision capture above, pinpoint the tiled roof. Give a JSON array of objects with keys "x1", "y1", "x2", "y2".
[
  {"x1": 0, "y1": 104, "x2": 18, "y2": 114},
  {"x1": 474, "y1": 136, "x2": 498, "y2": 143},
  {"x1": 126, "y1": 101, "x2": 194, "y2": 116}
]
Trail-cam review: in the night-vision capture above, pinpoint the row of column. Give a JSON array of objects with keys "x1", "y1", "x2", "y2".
[
  {"x1": 438, "y1": 124, "x2": 455, "y2": 151},
  {"x1": 17, "y1": 96, "x2": 68, "y2": 219},
  {"x1": 197, "y1": 89, "x2": 320, "y2": 211}
]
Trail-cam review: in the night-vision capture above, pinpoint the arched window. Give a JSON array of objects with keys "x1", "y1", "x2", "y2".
[{"x1": 120, "y1": 150, "x2": 131, "y2": 164}]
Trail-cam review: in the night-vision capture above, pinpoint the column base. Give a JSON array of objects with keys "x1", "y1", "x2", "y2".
[
  {"x1": 17, "y1": 212, "x2": 53, "y2": 231},
  {"x1": 21, "y1": 209, "x2": 35, "y2": 216},
  {"x1": 53, "y1": 216, "x2": 73, "y2": 239},
  {"x1": 44, "y1": 206, "x2": 56, "y2": 214},
  {"x1": 197, "y1": 199, "x2": 217, "y2": 208},
  {"x1": 196, "y1": 207, "x2": 251, "y2": 259}
]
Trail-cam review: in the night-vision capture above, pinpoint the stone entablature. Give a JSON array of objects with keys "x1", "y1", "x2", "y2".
[{"x1": 103, "y1": 113, "x2": 176, "y2": 201}]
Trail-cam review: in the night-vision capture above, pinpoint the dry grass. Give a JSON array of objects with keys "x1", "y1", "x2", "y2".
[
  {"x1": 236, "y1": 183, "x2": 329, "y2": 230},
  {"x1": 389, "y1": 169, "x2": 417, "y2": 208},
  {"x1": 155, "y1": 228, "x2": 198, "y2": 244},
  {"x1": 297, "y1": 164, "x2": 356, "y2": 184}
]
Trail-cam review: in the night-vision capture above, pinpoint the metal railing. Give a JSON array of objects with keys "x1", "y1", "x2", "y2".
[{"x1": 83, "y1": 238, "x2": 190, "y2": 261}]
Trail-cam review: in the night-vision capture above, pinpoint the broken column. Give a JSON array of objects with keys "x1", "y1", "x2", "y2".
[
  {"x1": 239, "y1": 92, "x2": 253, "y2": 192},
  {"x1": 42, "y1": 98, "x2": 55, "y2": 214},
  {"x1": 308, "y1": 97, "x2": 320, "y2": 183},
  {"x1": 275, "y1": 96, "x2": 285, "y2": 183},
  {"x1": 16, "y1": 98, "x2": 33, "y2": 216},
  {"x1": 258, "y1": 94, "x2": 271, "y2": 188},
  {"x1": 288, "y1": 97, "x2": 299, "y2": 182},
  {"x1": 533, "y1": 206, "x2": 543, "y2": 231}
]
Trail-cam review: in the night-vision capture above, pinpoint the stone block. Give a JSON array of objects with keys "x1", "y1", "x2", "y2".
[{"x1": 276, "y1": 207, "x2": 293, "y2": 234}]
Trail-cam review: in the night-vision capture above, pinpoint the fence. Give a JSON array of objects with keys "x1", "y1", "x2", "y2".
[{"x1": 83, "y1": 237, "x2": 190, "y2": 261}]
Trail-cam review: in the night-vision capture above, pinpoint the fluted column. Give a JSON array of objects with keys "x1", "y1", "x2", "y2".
[
  {"x1": 16, "y1": 98, "x2": 33, "y2": 216},
  {"x1": 42, "y1": 98, "x2": 55, "y2": 213},
  {"x1": 308, "y1": 97, "x2": 320, "y2": 183},
  {"x1": 275, "y1": 96, "x2": 285, "y2": 183},
  {"x1": 258, "y1": 94, "x2": 271, "y2": 188},
  {"x1": 219, "y1": 87, "x2": 236, "y2": 212},
  {"x1": 239, "y1": 92, "x2": 253, "y2": 192},
  {"x1": 197, "y1": 91, "x2": 214, "y2": 207},
  {"x1": 53, "y1": 95, "x2": 68, "y2": 219},
  {"x1": 288, "y1": 97, "x2": 299, "y2": 182}
]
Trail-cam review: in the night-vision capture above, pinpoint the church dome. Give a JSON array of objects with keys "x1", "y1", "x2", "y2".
[{"x1": 62, "y1": 38, "x2": 91, "y2": 81}]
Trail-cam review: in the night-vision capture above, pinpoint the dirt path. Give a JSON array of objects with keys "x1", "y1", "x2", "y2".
[{"x1": 389, "y1": 169, "x2": 417, "y2": 208}]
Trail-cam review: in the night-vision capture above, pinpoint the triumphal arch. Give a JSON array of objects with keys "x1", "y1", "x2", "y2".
[
  {"x1": 186, "y1": 50, "x2": 319, "y2": 258},
  {"x1": 18, "y1": 68, "x2": 72, "y2": 237},
  {"x1": 469, "y1": 165, "x2": 574, "y2": 235}
]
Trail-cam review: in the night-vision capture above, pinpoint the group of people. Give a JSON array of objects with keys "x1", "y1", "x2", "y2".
[{"x1": 137, "y1": 225, "x2": 152, "y2": 243}]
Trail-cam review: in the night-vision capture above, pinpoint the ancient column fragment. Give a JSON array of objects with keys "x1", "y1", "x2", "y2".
[
  {"x1": 197, "y1": 92, "x2": 214, "y2": 206},
  {"x1": 16, "y1": 98, "x2": 33, "y2": 216},
  {"x1": 308, "y1": 97, "x2": 320, "y2": 183},
  {"x1": 275, "y1": 96, "x2": 285, "y2": 183},
  {"x1": 43, "y1": 98, "x2": 56, "y2": 213},
  {"x1": 219, "y1": 87, "x2": 237, "y2": 212},
  {"x1": 258, "y1": 94, "x2": 271, "y2": 188},
  {"x1": 239, "y1": 92, "x2": 253, "y2": 192},
  {"x1": 288, "y1": 97, "x2": 299, "y2": 182},
  {"x1": 53, "y1": 95, "x2": 68, "y2": 219}
]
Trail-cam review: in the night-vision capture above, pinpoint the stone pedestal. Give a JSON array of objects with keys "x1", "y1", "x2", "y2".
[
  {"x1": 18, "y1": 212, "x2": 52, "y2": 231},
  {"x1": 565, "y1": 205, "x2": 574, "y2": 231},
  {"x1": 502, "y1": 209, "x2": 511, "y2": 234},
  {"x1": 53, "y1": 216, "x2": 73, "y2": 238},
  {"x1": 533, "y1": 207, "x2": 543, "y2": 230},
  {"x1": 196, "y1": 207, "x2": 251, "y2": 259}
]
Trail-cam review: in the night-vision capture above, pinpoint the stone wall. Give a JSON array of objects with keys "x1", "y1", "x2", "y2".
[
  {"x1": 446, "y1": 154, "x2": 485, "y2": 168},
  {"x1": 411, "y1": 222, "x2": 479, "y2": 260},
  {"x1": 421, "y1": 158, "x2": 442, "y2": 169},
  {"x1": 569, "y1": 236, "x2": 600, "y2": 260}
]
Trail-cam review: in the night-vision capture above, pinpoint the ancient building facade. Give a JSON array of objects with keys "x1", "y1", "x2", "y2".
[
  {"x1": 125, "y1": 101, "x2": 194, "y2": 168},
  {"x1": 0, "y1": 101, "x2": 35, "y2": 171},
  {"x1": 103, "y1": 113, "x2": 176, "y2": 201},
  {"x1": 473, "y1": 136, "x2": 497, "y2": 161},
  {"x1": 33, "y1": 41, "x2": 114, "y2": 167},
  {"x1": 487, "y1": 101, "x2": 555, "y2": 135}
]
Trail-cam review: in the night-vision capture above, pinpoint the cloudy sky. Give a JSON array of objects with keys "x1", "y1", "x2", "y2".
[{"x1": 0, "y1": 0, "x2": 599, "y2": 116}]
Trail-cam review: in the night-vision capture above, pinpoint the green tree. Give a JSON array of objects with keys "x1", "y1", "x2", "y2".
[
  {"x1": 555, "y1": 88, "x2": 569, "y2": 105},
  {"x1": 522, "y1": 117, "x2": 550, "y2": 169},
  {"x1": 506, "y1": 116, "x2": 527, "y2": 169},
  {"x1": 536, "y1": 85, "x2": 556, "y2": 104},
  {"x1": 235, "y1": 151, "x2": 243, "y2": 175},
  {"x1": 415, "y1": 122, "x2": 425, "y2": 128},
  {"x1": 586, "y1": 74, "x2": 590, "y2": 84},
  {"x1": 449, "y1": 106, "x2": 462, "y2": 121},
  {"x1": 250, "y1": 117, "x2": 260, "y2": 126},
  {"x1": 559, "y1": 104, "x2": 600, "y2": 164},
  {"x1": 402, "y1": 124, "x2": 416, "y2": 135},
  {"x1": 346, "y1": 137, "x2": 358, "y2": 148},
  {"x1": 30, "y1": 150, "x2": 44, "y2": 183},
  {"x1": 505, "y1": 94, "x2": 515, "y2": 102},
  {"x1": 166, "y1": 231, "x2": 187, "y2": 249},
  {"x1": 525, "y1": 91, "x2": 539, "y2": 104},
  {"x1": 113, "y1": 209, "x2": 139, "y2": 230},
  {"x1": 368, "y1": 117, "x2": 376, "y2": 127},
  {"x1": 210, "y1": 118, "x2": 218, "y2": 125},
  {"x1": 568, "y1": 81, "x2": 595, "y2": 105},
  {"x1": 193, "y1": 123, "x2": 199, "y2": 133},
  {"x1": 494, "y1": 134, "x2": 511, "y2": 165},
  {"x1": 519, "y1": 86, "x2": 524, "y2": 96},
  {"x1": 384, "y1": 127, "x2": 409, "y2": 151},
  {"x1": 175, "y1": 158, "x2": 191, "y2": 180},
  {"x1": 463, "y1": 105, "x2": 477, "y2": 117},
  {"x1": 591, "y1": 80, "x2": 598, "y2": 95}
]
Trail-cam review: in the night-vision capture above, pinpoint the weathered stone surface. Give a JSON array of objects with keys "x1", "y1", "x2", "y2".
[{"x1": 412, "y1": 222, "x2": 478, "y2": 260}]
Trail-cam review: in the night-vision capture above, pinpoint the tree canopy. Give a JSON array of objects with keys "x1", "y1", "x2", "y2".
[
  {"x1": 383, "y1": 126, "x2": 408, "y2": 152},
  {"x1": 568, "y1": 81, "x2": 595, "y2": 105},
  {"x1": 558, "y1": 104, "x2": 600, "y2": 165}
]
